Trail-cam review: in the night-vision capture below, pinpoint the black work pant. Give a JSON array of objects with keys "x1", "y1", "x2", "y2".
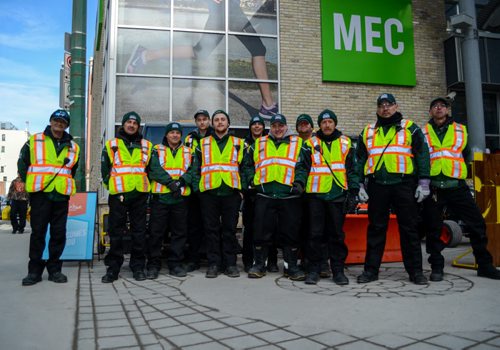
[
  {"x1": 185, "y1": 193, "x2": 205, "y2": 264},
  {"x1": 421, "y1": 184, "x2": 492, "y2": 268},
  {"x1": 28, "y1": 192, "x2": 69, "y2": 275},
  {"x1": 104, "y1": 193, "x2": 148, "y2": 274},
  {"x1": 307, "y1": 196, "x2": 347, "y2": 272},
  {"x1": 147, "y1": 196, "x2": 188, "y2": 269},
  {"x1": 364, "y1": 181, "x2": 423, "y2": 276},
  {"x1": 10, "y1": 199, "x2": 28, "y2": 231},
  {"x1": 253, "y1": 196, "x2": 302, "y2": 248},
  {"x1": 199, "y1": 191, "x2": 241, "y2": 268}
]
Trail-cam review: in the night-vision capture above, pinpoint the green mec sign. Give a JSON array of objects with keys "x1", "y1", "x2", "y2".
[{"x1": 320, "y1": 0, "x2": 416, "y2": 86}]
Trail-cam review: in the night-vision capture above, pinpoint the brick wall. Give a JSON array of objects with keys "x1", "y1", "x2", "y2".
[{"x1": 279, "y1": 0, "x2": 448, "y2": 136}]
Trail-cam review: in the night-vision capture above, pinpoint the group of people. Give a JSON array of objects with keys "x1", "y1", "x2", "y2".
[{"x1": 18, "y1": 93, "x2": 500, "y2": 287}]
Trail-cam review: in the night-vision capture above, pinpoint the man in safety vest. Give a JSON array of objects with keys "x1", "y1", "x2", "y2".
[
  {"x1": 18, "y1": 109, "x2": 80, "y2": 286},
  {"x1": 147, "y1": 122, "x2": 195, "y2": 279},
  {"x1": 101, "y1": 111, "x2": 153, "y2": 283},
  {"x1": 192, "y1": 110, "x2": 244, "y2": 278},
  {"x1": 183, "y1": 109, "x2": 214, "y2": 272},
  {"x1": 303, "y1": 109, "x2": 359, "y2": 285},
  {"x1": 356, "y1": 93, "x2": 431, "y2": 285},
  {"x1": 243, "y1": 114, "x2": 309, "y2": 280},
  {"x1": 421, "y1": 97, "x2": 500, "y2": 281}
]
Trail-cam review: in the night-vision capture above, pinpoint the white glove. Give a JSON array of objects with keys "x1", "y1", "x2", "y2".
[
  {"x1": 358, "y1": 183, "x2": 369, "y2": 203},
  {"x1": 415, "y1": 179, "x2": 431, "y2": 203}
]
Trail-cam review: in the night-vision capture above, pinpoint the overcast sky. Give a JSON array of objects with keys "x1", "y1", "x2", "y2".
[{"x1": 0, "y1": 0, "x2": 98, "y2": 134}]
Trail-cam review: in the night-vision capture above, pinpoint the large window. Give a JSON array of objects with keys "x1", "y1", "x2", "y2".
[{"x1": 115, "y1": 0, "x2": 279, "y2": 126}]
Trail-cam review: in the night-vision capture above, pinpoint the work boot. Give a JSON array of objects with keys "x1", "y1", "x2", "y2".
[
  {"x1": 101, "y1": 270, "x2": 118, "y2": 283},
  {"x1": 248, "y1": 246, "x2": 268, "y2": 278},
  {"x1": 224, "y1": 266, "x2": 240, "y2": 278},
  {"x1": 283, "y1": 247, "x2": 305, "y2": 281},
  {"x1": 305, "y1": 272, "x2": 320, "y2": 285},
  {"x1": 477, "y1": 264, "x2": 500, "y2": 280},
  {"x1": 429, "y1": 267, "x2": 444, "y2": 282},
  {"x1": 22, "y1": 273, "x2": 42, "y2": 286},
  {"x1": 332, "y1": 269, "x2": 349, "y2": 285},
  {"x1": 133, "y1": 270, "x2": 147, "y2": 281},
  {"x1": 357, "y1": 270, "x2": 378, "y2": 283},
  {"x1": 48, "y1": 271, "x2": 68, "y2": 283},
  {"x1": 169, "y1": 266, "x2": 187, "y2": 278},
  {"x1": 410, "y1": 272, "x2": 428, "y2": 285},
  {"x1": 205, "y1": 265, "x2": 219, "y2": 278},
  {"x1": 146, "y1": 267, "x2": 160, "y2": 279}
]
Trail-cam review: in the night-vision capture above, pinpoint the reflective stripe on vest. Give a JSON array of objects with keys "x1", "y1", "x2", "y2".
[
  {"x1": 199, "y1": 136, "x2": 243, "y2": 192},
  {"x1": 363, "y1": 119, "x2": 414, "y2": 175},
  {"x1": 253, "y1": 135, "x2": 302, "y2": 186},
  {"x1": 106, "y1": 138, "x2": 152, "y2": 194},
  {"x1": 423, "y1": 122, "x2": 467, "y2": 179},
  {"x1": 305, "y1": 136, "x2": 350, "y2": 193},
  {"x1": 26, "y1": 133, "x2": 80, "y2": 195},
  {"x1": 151, "y1": 144, "x2": 192, "y2": 195}
]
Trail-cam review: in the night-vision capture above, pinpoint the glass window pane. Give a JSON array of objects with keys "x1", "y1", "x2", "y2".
[
  {"x1": 228, "y1": 36, "x2": 277, "y2": 80},
  {"x1": 117, "y1": 29, "x2": 171, "y2": 75},
  {"x1": 486, "y1": 136, "x2": 499, "y2": 152},
  {"x1": 172, "y1": 79, "x2": 225, "y2": 121},
  {"x1": 486, "y1": 38, "x2": 500, "y2": 84},
  {"x1": 228, "y1": 81, "x2": 278, "y2": 125},
  {"x1": 118, "y1": 0, "x2": 171, "y2": 27},
  {"x1": 173, "y1": 0, "x2": 215, "y2": 30},
  {"x1": 173, "y1": 32, "x2": 225, "y2": 77},
  {"x1": 231, "y1": 0, "x2": 277, "y2": 35},
  {"x1": 116, "y1": 76, "x2": 170, "y2": 123},
  {"x1": 484, "y1": 94, "x2": 498, "y2": 135}
]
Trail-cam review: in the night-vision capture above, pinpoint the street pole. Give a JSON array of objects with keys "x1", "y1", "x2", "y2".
[
  {"x1": 70, "y1": 0, "x2": 87, "y2": 191},
  {"x1": 458, "y1": 0, "x2": 486, "y2": 154}
]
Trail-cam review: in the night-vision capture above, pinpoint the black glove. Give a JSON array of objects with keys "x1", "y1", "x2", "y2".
[
  {"x1": 167, "y1": 180, "x2": 182, "y2": 193},
  {"x1": 291, "y1": 182, "x2": 304, "y2": 195},
  {"x1": 343, "y1": 190, "x2": 359, "y2": 214}
]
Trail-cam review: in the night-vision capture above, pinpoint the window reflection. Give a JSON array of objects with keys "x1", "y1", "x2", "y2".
[
  {"x1": 228, "y1": 36, "x2": 277, "y2": 80},
  {"x1": 229, "y1": 81, "x2": 277, "y2": 124},
  {"x1": 117, "y1": 29, "x2": 171, "y2": 75},
  {"x1": 118, "y1": 0, "x2": 171, "y2": 27},
  {"x1": 116, "y1": 76, "x2": 170, "y2": 123},
  {"x1": 172, "y1": 79, "x2": 225, "y2": 120}
]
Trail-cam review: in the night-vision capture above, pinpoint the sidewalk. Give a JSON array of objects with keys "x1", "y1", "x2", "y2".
[{"x1": 1, "y1": 221, "x2": 499, "y2": 350}]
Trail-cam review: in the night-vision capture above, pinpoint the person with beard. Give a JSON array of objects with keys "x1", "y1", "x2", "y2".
[
  {"x1": 183, "y1": 109, "x2": 214, "y2": 272},
  {"x1": 192, "y1": 110, "x2": 244, "y2": 278},
  {"x1": 243, "y1": 114, "x2": 309, "y2": 280},
  {"x1": 303, "y1": 109, "x2": 359, "y2": 285},
  {"x1": 147, "y1": 122, "x2": 195, "y2": 279},
  {"x1": 356, "y1": 94, "x2": 431, "y2": 285},
  {"x1": 420, "y1": 97, "x2": 500, "y2": 281},
  {"x1": 18, "y1": 109, "x2": 80, "y2": 286},
  {"x1": 101, "y1": 111, "x2": 153, "y2": 283}
]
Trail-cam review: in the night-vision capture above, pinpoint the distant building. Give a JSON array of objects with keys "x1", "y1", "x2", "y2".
[{"x1": 0, "y1": 124, "x2": 29, "y2": 196}]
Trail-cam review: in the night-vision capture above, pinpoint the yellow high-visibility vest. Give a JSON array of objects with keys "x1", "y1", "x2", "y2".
[
  {"x1": 362, "y1": 119, "x2": 414, "y2": 175},
  {"x1": 26, "y1": 133, "x2": 80, "y2": 196},
  {"x1": 423, "y1": 122, "x2": 467, "y2": 179},
  {"x1": 305, "y1": 135, "x2": 350, "y2": 193},
  {"x1": 105, "y1": 138, "x2": 152, "y2": 195},
  {"x1": 184, "y1": 134, "x2": 199, "y2": 153},
  {"x1": 199, "y1": 136, "x2": 244, "y2": 192},
  {"x1": 253, "y1": 135, "x2": 303, "y2": 186},
  {"x1": 151, "y1": 144, "x2": 192, "y2": 196}
]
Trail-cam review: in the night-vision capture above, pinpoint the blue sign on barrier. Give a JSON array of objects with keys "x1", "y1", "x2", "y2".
[{"x1": 42, "y1": 192, "x2": 97, "y2": 261}]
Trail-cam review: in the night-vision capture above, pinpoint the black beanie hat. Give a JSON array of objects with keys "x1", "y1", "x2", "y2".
[
  {"x1": 165, "y1": 122, "x2": 182, "y2": 135},
  {"x1": 317, "y1": 109, "x2": 338, "y2": 126},
  {"x1": 121, "y1": 111, "x2": 141, "y2": 125},
  {"x1": 296, "y1": 114, "x2": 314, "y2": 130},
  {"x1": 249, "y1": 115, "x2": 265, "y2": 128},
  {"x1": 212, "y1": 109, "x2": 230, "y2": 124},
  {"x1": 50, "y1": 109, "x2": 71, "y2": 126}
]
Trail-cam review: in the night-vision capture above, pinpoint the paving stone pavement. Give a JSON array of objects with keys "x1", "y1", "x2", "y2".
[{"x1": 75, "y1": 258, "x2": 500, "y2": 350}]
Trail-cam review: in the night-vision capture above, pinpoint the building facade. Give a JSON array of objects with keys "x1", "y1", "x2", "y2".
[
  {"x1": 0, "y1": 126, "x2": 29, "y2": 195},
  {"x1": 89, "y1": 0, "x2": 499, "y2": 200}
]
